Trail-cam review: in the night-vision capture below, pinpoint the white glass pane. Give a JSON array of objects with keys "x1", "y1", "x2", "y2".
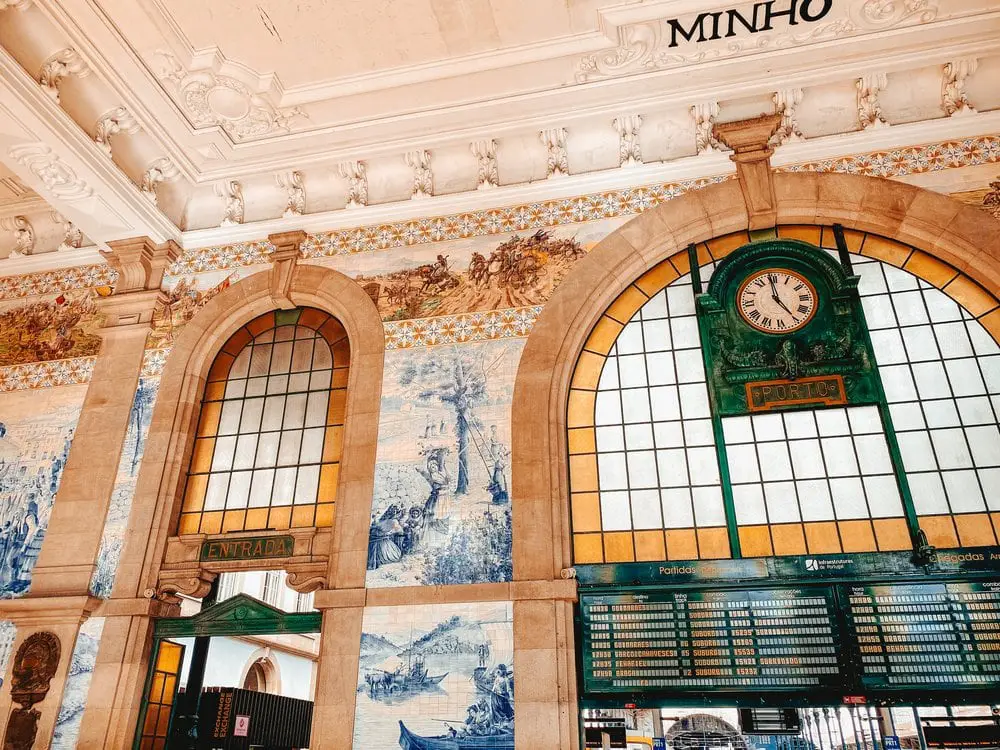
[
  {"x1": 211, "y1": 436, "x2": 237, "y2": 471},
  {"x1": 617, "y1": 354, "x2": 648, "y2": 388},
  {"x1": 892, "y1": 291, "x2": 929, "y2": 325},
  {"x1": 943, "y1": 470, "x2": 985, "y2": 512},
  {"x1": 727, "y1": 444, "x2": 761, "y2": 484},
  {"x1": 596, "y1": 426, "x2": 624, "y2": 453},
  {"x1": 674, "y1": 350, "x2": 705, "y2": 384},
  {"x1": 984, "y1": 356, "x2": 1000, "y2": 394},
  {"x1": 847, "y1": 405, "x2": 882, "y2": 434},
  {"x1": 226, "y1": 471, "x2": 252, "y2": 509},
  {"x1": 759, "y1": 444, "x2": 793, "y2": 482},
  {"x1": 983, "y1": 468, "x2": 1000, "y2": 510},
  {"x1": 901, "y1": 326, "x2": 938, "y2": 362},
  {"x1": 957, "y1": 396, "x2": 995, "y2": 426},
  {"x1": 626, "y1": 451, "x2": 658, "y2": 489},
  {"x1": 218, "y1": 400, "x2": 243, "y2": 435},
  {"x1": 923, "y1": 399, "x2": 959, "y2": 428},
  {"x1": 908, "y1": 472, "x2": 949, "y2": 514},
  {"x1": 255, "y1": 432, "x2": 279, "y2": 468},
  {"x1": 597, "y1": 453, "x2": 628, "y2": 490},
  {"x1": 883, "y1": 265, "x2": 919, "y2": 292},
  {"x1": 249, "y1": 469, "x2": 275, "y2": 507},
  {"x1": 854, "y1": 434, "x2": 893, "y2": 475},
  {"x1": 204, "y1": 473, "x2": 229, "y2": 510},
  {"x1": 869, "y1": 329, "x2": 906, "y2": 365},
  {"x1": 291, "y1": 339, "x2": 314, "y2": 372},
  {"x1": 312, "y1": 339, "x2": 333, "y2": 368},
  {"x1": 237, "y1": 397, "x2": 263, "y2": 433},
  {"x1": 595, "y1": 391, "x2": 622, "y2": 426},
  {"x1": 666, "y1": 285, "x2": 695, "y2": 316},
  {"x1": 615, "y1": 322, "x2": 644, "y2": 355},
  {"x1": 764, "y1": 481, "x2": 800, "y2": 523},
  {"x1": 649, "y1": 386, "x2": 680, "y2": 421},
  {"x1": 912, "y1": 362, "x2": 950, "y2": 400},
  {"x1": 821, "y1": 436, "x2": 859, "y2": 477},
  {"x1": 934, "y1": 322, "x2": 973, "y2": 359},
  {"x1": 277, "y1": 430, "x2": 303, "y2": 466},
  {"x1": 283, "y1": 393, "x2": 307, "y2": 430},
  {"x1": 880, "y1": 365, "x2": 918, "y2": 403},
  {"x1": 230, "y1": 347, "x2": 251, "y2": 378},
  {"x1": 630, "y1": 489, "x2": 663, "y2": 529},
  {"x1": 275, "y1": 325, "x2": 295, "y2": 341},
  {"x1": 661, "y1": 488, "x2": 694, "y2": 528},
  {"x1": 641, "y1": 291, "x2": 668, "y2": 319},
  {"x1": 600, "y1": 491, "x2": 632, "y2": 530},
  {"x1": 783, "y1": 410, "x2": 818, "y2": 439},
  {"x1": 655, "y1": 449, "x2": 689, "y2": 487},
  {"x1": 864, "y1": 476, "x2": 902, "y2": 517},
  {"x1": 889, "y1": 402, "x2": 925, "y2": 431},
  {"x1": 232, "y1": 434, "x2": 258, "y2": 471},
  {"x1": 967, "y1": 425, "x2": 1000, "y2": 467},
  {"x1": 272, "y1": 467, "x2": 297, "y2": 504},
  {"x1": 678, "y1": 384, "x2": 710, "y2": 419},
  {"x1": 249, "y1": 344, "x2": 272, "y2": 376},
  {"x1": 621, "y1": 389, "x2": 651, "y2": 424},
  {"x1": 861, "y1": 296, "x2": 897, "y2": 329},
  {"x1": 797, "y1": 480, "x2": 834, "y2": 521},
  {"x1": 722, "y1": 416, "x2": 753, "y2": 444},
  {"x1": 945, "y1": 358, "x2": 987, "y2": 397},
  {"x1": 289, "y1": 372, "x2": 311, "y2": 392},
  {"x1": 641, "y1": 319, "x2": 671, "y2": 352},
  {"x1": 930, "y1": 428, "x2": 973, "y2": 470},
  {"x1": 790, "y1": 439, "x2": 825, "y2": 480},
  {"x1": 922, "y1": 288, "x2": 962, "y2": 322},
  {"x1": 245, "y1": 377, "x2": 267, "y2": 397},
  {"x1": 310, "y1": 370, "x2": 332, "y2": 391},
  {"x1": 653, "y1": 422, "x2": 684, "y2": 450},
  {"x1": 897, "y1": 432, "x2": 937, "y2": 472},
  {"x1": 645, "y1": 352, "x2": 676, "y2": 386},
  {"x1": 856, "y1": 263, "x2": 887, "y2": 294},
  {"x1": 295, "y1": 464, "x2": 320, "y2": 505},
  {"x1": 816, "y1": 409, "x2": 849, "y2": 437},
  {"x1": 670, "y1": 317, "x2": 700, "y2": 349},
  {"x1": 597, "y1": 360, "x2": 619, "y2": 390},
  {"x1": 684, "y1": 419, "x2": 714, "y2": 447},
  {"x1": 300, "y1": 427, "x2": 325, "y2": 464},
  {"x1": 830, "y1": 477, "x2": 868, "y2": 519},
  {"x1": 624, "y1": 423, "x2": 654, "y2": 451},
  {"x1": 305, "y1": 391, "x2": 329, "y2": 428},
  {"x1": 267, "y1": 374, "x2": 290, "y2": 395},
  {"x1": 733, "y1": 484, "x2": 766, "y2": 525},
  {"x1": 968, "y1": 322, "x2": 1000, "y2": 356},
  {"x1": 261, "y1": 395, "x2": 286, "y2": 432},
  {"x1": 688, "y1": 447, "x2": 720, "y2": 486},
  {"x1": 692, "y1": 486, "x2": 726, "y2": 526},
  {"x1": 224, "y1": 379, "x2": 247, "y2": 400},
  {"x1": 271, "y1": 341, "x2": 293, "y2": 373}
]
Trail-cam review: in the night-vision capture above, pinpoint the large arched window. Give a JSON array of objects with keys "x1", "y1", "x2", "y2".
[
  {"x1": 178, "y1": 308, "x2": 349, "y2": 535},
  {"x1": 568, "y1": 226, "x2": 1000, "y2": 564}
]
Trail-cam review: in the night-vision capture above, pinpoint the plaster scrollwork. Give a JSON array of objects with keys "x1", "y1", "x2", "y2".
[
  {"x1": 539, "y1": 127, "x2": 568, "y2": 178},
  {"x1": 155, "y1": 52, "x2": 306, "y2": 141},
  {"x1": 2, "y1": 216, "x2": 34, "y2": 257},
  {"x1": 773, "y1": 89, "x2": 804, "y2": 144},
  {"x1": 141, "y1": 157, "x2": 180, "y2": 206},
  {"x1": 7, "y1": 143, "x2": 93, "y2": 201},
  {"x1": 856, "y1": 0, "x2": 938, "y2": 28},
  {"x1": 612, "y1": 115, "x2": 642, "y2": 167},
  {"x1": 38, "y1": 48, "x2": 90, "y2": 103},
  {"x1": 471, "y1": 139, "x2": 499, "y2": 190},
  {"x1": 285, "y1": 565, "x2": 327, "y2": 594},
  {"x1": 0, "y1": 0, "x2": 32, "y2": 9},
  {"x1": 338, "y1": 161, "x2": 368, "y2": 209},
  {"x1": 94, "y1": 106, "x2": 140, "y2": 155},
  {"x1": 276, "y1": 171, "x2": 306, "y2": 217},
  {"x1": 217, "y1": 180, "x2": 245, "y2": 226},
  {"x1": 857, "y1": 73, "x2": 889, "y2": 130},
  {"x1": 53, "y1": 212, "x2": 83, "y2": 251},
  {"x1": 158, "y1": 571, "x2": 217, "y2": 600},
  {"x1": 942, "y1": 58, "x2": 978, "y2": 117},
  {"x1": 691, "y1": 102, "x2": 721, "y2": 155},
  {"x1": 404, "y1": 150, "x2": 433, "y2": 199}
]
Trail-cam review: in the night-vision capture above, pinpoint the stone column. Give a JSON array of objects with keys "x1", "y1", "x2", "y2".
[
  {"x1": 28, "y1": 238, "x2": 177, "y2": 597},
  {"x1": 310, "y1": 591, "x2": 365, "y2": 750}
]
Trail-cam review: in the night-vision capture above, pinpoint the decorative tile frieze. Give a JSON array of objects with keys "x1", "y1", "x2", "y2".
[
  {"x1": 384, "y1": 306, "x2": 541, "y2": 349},
  {"x1": 168, "y1": 240, "x2": 272, "y2": 275},
  {"x1": 0, "y1": 356, "x2": 96, "y2": 391},
  {"x1": 782, "y1": 135, "x2": 1000, "y2": 176},
  {"x1": 0, "y1": 263, "x2": 117, "y2": 302},
  {"x1": 140, "y1": 347, "x2": 170, "y2": 377}
]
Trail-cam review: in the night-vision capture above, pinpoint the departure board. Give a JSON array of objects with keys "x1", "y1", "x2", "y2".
[
  {"x1": 844, "y1": 581, "x2": 1000, "y2": 689},
  {"x1": 581, "y1": 588, "x2": 841, "y2": 694}
]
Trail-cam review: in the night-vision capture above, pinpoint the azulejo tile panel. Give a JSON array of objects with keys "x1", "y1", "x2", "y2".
[
  {"x1": 0, "y1": 292, "x2": 103, "y2": 367},
  {"x1": 384, "y1": 307, "x2": 541, "y2": 350},
  {"x1": 0, "y1": 357, "x2": 95, "y2": 392},
  {"x1": 783, "y1": 136, "x2": 1000, "y2": 177},
  {"x1": 51, "y1": 616, "x2": 105, "y2": 750},
  {"x1": 0, "y1": 263, "x2": 116, "y2": 303},
  {"x1": 353, "y1": 601, "x2": 514, "y2": 749}
]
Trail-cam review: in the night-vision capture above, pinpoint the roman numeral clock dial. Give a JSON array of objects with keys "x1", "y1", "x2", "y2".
[{"x1": 737, "y1": 269, "x2": 817, "y2": 333}]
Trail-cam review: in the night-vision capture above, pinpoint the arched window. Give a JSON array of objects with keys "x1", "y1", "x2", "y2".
[
  {"x1": 178, "y1": 308, "x2": 348, "y2": 535},
  {"x1": 568, "y1": 227, "x2": 1000, "y2": 564},
  {"x1": 243, "y1": 658, "x2": 278, "y2": 693}
]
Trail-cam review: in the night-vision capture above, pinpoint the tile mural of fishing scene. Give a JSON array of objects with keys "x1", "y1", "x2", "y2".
[
  {"x1": 366, "y1": 339, "x2": 521, "y2": 588},
  {"x1": 354, "y1": 601, "x2": 514, "y2": 749}
]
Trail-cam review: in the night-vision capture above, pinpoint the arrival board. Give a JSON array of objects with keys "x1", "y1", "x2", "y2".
[
  {"x1": 581, "y1": 588, "x2": 840, "y2": 694},
  {"x1": 844, "y1": 581, "x2": 1000, "y2": 689}
]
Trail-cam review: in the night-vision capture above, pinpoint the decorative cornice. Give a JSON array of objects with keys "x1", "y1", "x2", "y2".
[
  {"x1": 612, "y1": 115, "x2": 642, "y2": 168},
  {"x1": 218, "y1": 180, "x2": 244, "y2": 226},
  {"x1": 277, "y1": 171, "x2": 306, "y2": 217},
  {"x1": 943, "y1": 58, "x2": 978, "y2": 117},
  {"x1": 691, "y1": 102, "x2": 722, "y2": 155},
  {"x1": 857, "y1": 72, "x2": 890, "y2": 130},
  {"x1": 338, "y1": 161, "x2": 368, "y2": 209},
  {"x1": 471, "y1": 139, "x2": 499, "y2": 190},
  {"x1": 7, "y1": 143, "x2": 93, "y2": 201},
  {"x1": 540, "y1": 128, "x2": 568, "y2": 179},
  {"x1": 94, "y1": 106, "x2": 141, "y2": 155},
  {"x1": 38, "y1": 48, "x2": 90, "y2": 103},
  {"x1": 404, "y1": 150, "x2": 433, "y2": 200},
  {"x1": 141, "y1": 157, "x2": 181, "y2": 205},
  {"x1": 0, "y1": 356, "x2": 95, "y2": 392}
]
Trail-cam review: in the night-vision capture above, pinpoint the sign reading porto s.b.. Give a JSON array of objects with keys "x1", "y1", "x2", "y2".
[
  {"x1": 200, "y1": 535, "x2": 295, "y2": 562},
  {"x1": 664, "y1": 0, "x2": 833, "y2": 48}
]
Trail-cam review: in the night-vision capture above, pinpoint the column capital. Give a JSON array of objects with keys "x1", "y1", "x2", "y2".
[
  {"x1": 268, "y1": 229, "x2": 308, "y2": 309},
  {"x1": 713, "y1": 113, "x2": 783, "y2": 230},
  {"x1": 0, "y1": 594, "x2": 99, "y2": 626},
  {"x1": 103, "y1": 236, "x2": 180, "y2": 294}
]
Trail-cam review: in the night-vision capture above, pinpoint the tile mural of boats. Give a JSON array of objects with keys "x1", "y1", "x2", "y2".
[{"x1": 354, "y1": 602, "x2": 514, "y2": 750}]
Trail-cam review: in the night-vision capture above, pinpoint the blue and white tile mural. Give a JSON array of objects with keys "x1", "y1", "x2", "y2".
[
  {"x1": 0, "y1": 385, "x2": 85, "y2": 597},
  {"x1": 366, "y1": 340, "x2": 522, "y2": 588},
  {"x1": 353, "y1": 602, "x2": 514, "y2": 749},
  {"x1": 91, "y1": 376, "x2": 159, "y2": 598},
  {"x1": 0, "y1": 619, "x2": 16, "y2": 688},
  {"x1": 52, "y1": 616, "x2": 105, "y2": 750}
]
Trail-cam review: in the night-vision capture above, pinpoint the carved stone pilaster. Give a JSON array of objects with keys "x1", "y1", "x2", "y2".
[
  {"x1": 943, "y1": 58, "x2": 978, "y2": 117},
  {"x1": 713, "y1": 113, "x2": 783, "y2": 230},
  {"x1": 338, "y1": 161, "x2": 368, "y2": 208},
  {"x1": 38, "y1": 48, "x2": 90, "y2": 104},
  {"x1": 691, "y1": 102, "x2": 721, "y2": 154},
  {"x1": 140, "y1": 157, "x2": 180, "y2": 206},
  {"x1": 612, "y1": 115, "x2": 642, "y2": 167},
  {"x1": 103, "y1": 237, "x2": 179, "y2": 296},
  {"x1": 268, "y1": 230, "x2": 307, "y2": 310},
  {"x1": 857, "y1": 73, "x2": 889, "y2": 130},
  {"x1": 539, "y1": 127, "x2": 568, "y2": 178},
  {"x1": 404, "y1": 150, "x2": 433, "y2": 199},
  {"x1": 276, "y1": 171, "x2": 306, "y2": 217},
  {"x1": 471, "y1": 139, "x2": 499, "y2": 190},
  {"x1": 218, "y1": 180, "x2": 244, "y2": 226},
  {"x1": 773, "y1": 88, "x2": 804, "y2": 144},
  {"x1": 93, "y1": 106, "x2": 140, "y2": 155}
]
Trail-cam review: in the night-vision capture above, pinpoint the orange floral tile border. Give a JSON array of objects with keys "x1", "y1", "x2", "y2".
[
  {"x1": 0, "y1": 263, "x2": 117, "y2": 303},
  {"x1": 141, "y1": 347, "x2": 170, "y2": 378},
  {"x1": 384, "y1": 306, "x2": 541, "y2": 349},
  {"x1": 0, "y1": 356, "x2": 96, "y2": 392}
]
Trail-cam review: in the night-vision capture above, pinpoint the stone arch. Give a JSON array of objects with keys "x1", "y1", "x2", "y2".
[
  {"x1": 510, "y1": 173, "x2": 1000, "y2": 582},
  {"x1": 112, "y1": 261, "x2": 384, "y2": 602}
]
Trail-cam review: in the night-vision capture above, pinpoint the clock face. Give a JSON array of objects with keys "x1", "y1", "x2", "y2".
[{"x1": 737, "y1": 268, "x2": 817, "y2": 333}]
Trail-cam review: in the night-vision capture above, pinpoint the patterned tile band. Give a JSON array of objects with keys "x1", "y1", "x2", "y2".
[
  {"x1": 384, "y1": 306, "x2": 542, "y2": 349},
  {"x1": 0, "y1": 357, "x2": 96, "y2": 392},
  {"x1": 0, "y1": 263, "x2": 117, "y2": 303}
]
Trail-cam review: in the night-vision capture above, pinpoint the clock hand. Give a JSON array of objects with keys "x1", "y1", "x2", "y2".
[{"x1": 773, "y1": 296, "x2": 794, "y2": 316}]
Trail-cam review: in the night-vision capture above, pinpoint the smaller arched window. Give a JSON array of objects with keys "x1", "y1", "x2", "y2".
[{"x1": 178, "y1": 308, "x2": 349, "y2": 535}]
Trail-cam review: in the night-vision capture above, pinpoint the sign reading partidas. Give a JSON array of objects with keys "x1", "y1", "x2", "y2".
[
  {"x1": 664, "y1": 0, "x2": 833, "y2": 48},
  {"x1": 200, "y1": 535, "x2": 295, "y2": 562}
]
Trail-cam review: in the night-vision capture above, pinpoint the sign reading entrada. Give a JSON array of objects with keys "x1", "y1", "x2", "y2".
[
  {"x1": 200, "y1": 535, "x2": 295, "y2": 562},
  {"x1": 664, "y1": 0, "x2": 834, "y2": 48}
]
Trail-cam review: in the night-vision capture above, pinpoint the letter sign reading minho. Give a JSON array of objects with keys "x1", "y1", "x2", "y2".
[
  {"x1": 200, "y1": 535, "x2": 295, "y2": 562},
  {"x1": 665, "y1": 0, "x2": 834, "y2": 48}
]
